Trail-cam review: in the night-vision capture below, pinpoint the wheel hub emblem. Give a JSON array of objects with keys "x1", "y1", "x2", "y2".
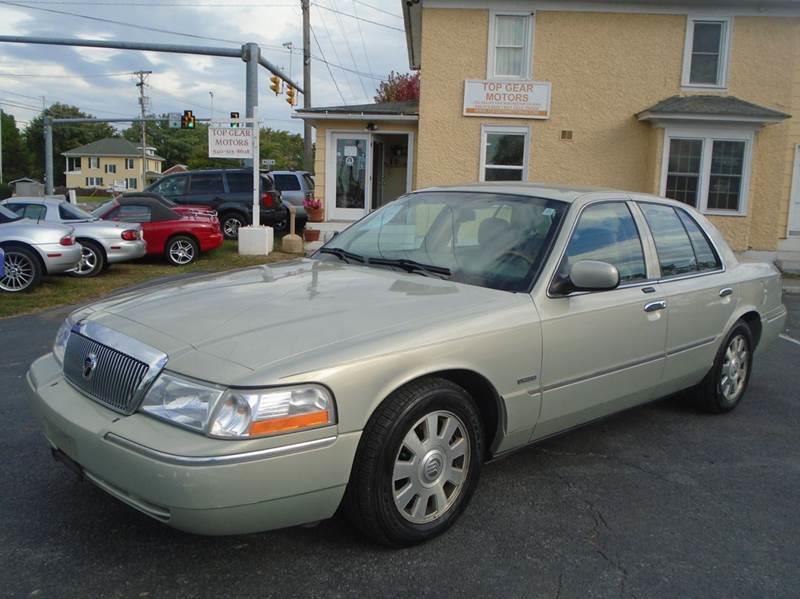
[
  {"x1": 83, "y1": 352, "x2": 98, "y2": 380},
  {"x1": 422, "y1": 452, "x2": 444, "y2": 482}
]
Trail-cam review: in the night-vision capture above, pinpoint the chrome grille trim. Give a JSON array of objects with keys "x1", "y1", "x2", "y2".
[{"x1": 63, "y1": 320, "x2": 168, "y2": 415}]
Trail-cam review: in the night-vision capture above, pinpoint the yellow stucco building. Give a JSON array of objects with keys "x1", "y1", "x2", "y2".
[
  {"x1": 297, "y1": 0, "x2": 800, "y2": 269},
  {"x1": 62, "y1": 138, "x2": 164, "y2": 192}
]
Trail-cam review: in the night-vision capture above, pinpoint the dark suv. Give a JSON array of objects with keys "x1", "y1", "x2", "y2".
[{"x1": 145, "y1": 169, "x2": 306, "y2": 240}]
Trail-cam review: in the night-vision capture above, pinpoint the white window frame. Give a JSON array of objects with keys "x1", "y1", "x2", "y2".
[
  {"x1": 88, "y1": 157, "x2": 100, "y2": 169},
  {"x1": 660, "y1": 124, "x2": 754, "y2": 216},
  {"x1": 487, "y1": 10, "x2": 535, "y2": 80},
  {"x1": 125, "y1": 158, "x2": 135, "y2": 169},
  {"x1": 105, "y1": 164, "x2": 117, "y2": 174},
  {"x1": 479, "y1": 124, "x2": 531, "y2": 183},
  {"x1": 85, "y1": 176, "x2": 104, "y2": 187},
  {"x1": 681, "y1": 16, "x2": 732, "y2": 90},
  {"x1": 126, "y1": 177, "x2": 138, "y2": 189}
]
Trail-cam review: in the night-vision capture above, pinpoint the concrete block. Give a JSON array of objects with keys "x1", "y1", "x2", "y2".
[{"x1": 238, "y1": 226, "x2": 274, "y2": 256}]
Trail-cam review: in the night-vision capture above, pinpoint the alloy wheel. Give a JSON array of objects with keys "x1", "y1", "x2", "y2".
[
  {"x1": 720, "y1": 334, "x2": 749, "y2": 403},
  {"x1": 169, "y1": 239, "x2": 196, "y2": 265},
  {"x1": 392, "y1": 410, "x2": 471, "y2": 524},
  {"x1": 223, "y1": 217, "x2": 242, "y2": 238},
  {"x1": 74, "y1": 246, "x2": 98, "y2": 276},
  {"x1": 0, "y1": 251, "x2": 36, "y2": 292}
]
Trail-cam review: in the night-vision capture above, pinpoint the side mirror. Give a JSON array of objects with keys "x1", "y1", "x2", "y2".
[
  {"x1": 551, "y1": 260, "x2": 620, "y2": 295},
  {"x1": 323, "y1": 230, "x2": 339, "y2": 243}
]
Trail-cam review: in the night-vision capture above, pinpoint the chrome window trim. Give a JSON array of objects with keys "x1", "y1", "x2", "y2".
[
  {"x1": 545, "y1": 198, "x2": 655, "y2": 299},
  {"x1": 104, "y1": 432, "x2": 337, "y2": 467},
  {"x1": 70, "y1": 320, "x2": 168, "y2": 409}
]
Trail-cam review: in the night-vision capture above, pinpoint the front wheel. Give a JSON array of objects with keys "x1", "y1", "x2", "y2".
[
  {"x1": 71, "y1": 240, "x2": 105, "y2": 277},
  {"x1": 165, "y1": 235, "x2": 199, "y2": 266},
  {"x1": 344, "y1": 377, "x2": 483, "y2": 546},
  {"x1": 691, "y1": 322, "x2": 754, "y2": 413},
  {"x1": 220, "y1": 213, "x2": 246, "y2": 240},
  {"x1": 0, "y1": 246, "x2": 42, "y2": 293}
]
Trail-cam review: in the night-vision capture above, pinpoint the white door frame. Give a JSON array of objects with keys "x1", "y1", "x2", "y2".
[
  {"x1": 788, "y1": 144, "x2": 800, "y2": 237},
  {"x1": 325, "y1": 130, "x2": 414, "y2": 221}
]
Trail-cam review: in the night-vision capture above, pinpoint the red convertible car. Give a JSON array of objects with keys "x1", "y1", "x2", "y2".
[{"x1": 92, "y1": 195, "x2": 223, "y2": 266}]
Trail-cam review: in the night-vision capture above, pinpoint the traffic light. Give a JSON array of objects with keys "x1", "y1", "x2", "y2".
[
  {"x1": 181, "y1": 110, "x2": 196, "y2": 129},
  {"x1": 230, "y1": 111, "x2": 240, "y2": 128},
  {"x1": 270, "y1": 75, "x2": 282, "y2": 96},
  {"x1": 286, "y1": 86, "x2": 297, "y2": 106}
]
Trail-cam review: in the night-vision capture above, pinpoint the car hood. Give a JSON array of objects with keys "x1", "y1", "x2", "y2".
[{"x1": 80, "y1": 259, "x2": 519, "y2": 382}]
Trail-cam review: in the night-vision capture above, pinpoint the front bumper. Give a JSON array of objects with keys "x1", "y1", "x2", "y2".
[
  {"x1": 36, "y1": 243, "x2": 82, "y2": 274},
  {"x1": 26, "y1": 353, "x2": 359, "y2": 535},
  {"x1": 104, "y1": 239, "x2": 147, "y2": 264}
]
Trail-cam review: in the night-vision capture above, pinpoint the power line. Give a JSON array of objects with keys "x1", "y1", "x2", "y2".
[
  {"x1": 352, "y1": 0, "x2": 402, "y2": 20},
  {"x1": 310, "y1": 26, "x2": 346, "y2": 105},
  {"x1": 327, "y1": 0, "x2": 369, "y2": 99},
  {"x1": 351, "y1": 0, "x2": 375, "y2": 98},
  {"x1": 4, "y1": 1, "x2": 296, "y2": 4},
  {"x1": 311, "y1": 2, "x2": 404, "y2": 32},
  {"x1": 314, "y1": 3, "x2": 356, "y2": 102},
  {"x1": 0, "y1": 70, "x2": 137, "y2": 78}
]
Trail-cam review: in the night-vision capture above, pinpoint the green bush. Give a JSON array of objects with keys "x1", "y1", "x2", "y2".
[{"x1": 0, "y1": 182, "x2": 12, "y2": 200}]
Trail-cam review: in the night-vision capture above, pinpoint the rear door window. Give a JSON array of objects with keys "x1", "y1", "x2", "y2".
[
  {"x1": 153, "y1": 175, "x2": 188, "y2": 196},
  {"x1": 563, "y1": 202, "x2": 647, "y2": 283},
  {"x1": 226, "y1": 172, "x2": 253, "y2": 193},
  {"x1": 188, "y1": 174, "x2": 224, "y2": 195},
  {"x1": 302, "y1": 173, "x2": 315, "y2": 190},
  {"x1": 676, "y1": 210, "x2": 722, "y2": 272},
  {"x1": 274, "y1": 174, "x2": 301, "y2": 191},
  {"x1": 639, "y1": 203, "x2": 699, "y2": 277}
]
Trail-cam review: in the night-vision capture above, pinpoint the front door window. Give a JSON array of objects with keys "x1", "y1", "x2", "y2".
[{"x1": 328, "y1": 134, "x2": 371, "y2": 220}]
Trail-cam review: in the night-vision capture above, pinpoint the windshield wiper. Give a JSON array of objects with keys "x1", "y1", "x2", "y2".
[
  {"x1": 318, "y1": 247, "x2": 366, "y2": 264},
  {"x1": 368, "y1": 257, "x2": 451, "y2": 278}
]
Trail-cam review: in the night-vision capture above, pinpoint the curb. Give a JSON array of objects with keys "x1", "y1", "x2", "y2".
[{"x1": 784, "y1": 285, "x2": 800, "y2": 295}]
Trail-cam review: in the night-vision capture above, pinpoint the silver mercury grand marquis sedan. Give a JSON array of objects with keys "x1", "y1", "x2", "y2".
[
  {"x1": 27, "y1": 184, "x2": 787, "y2": 546},
  {"x1": 1, "y1": 197, "x2": 146, "y2": 277}
]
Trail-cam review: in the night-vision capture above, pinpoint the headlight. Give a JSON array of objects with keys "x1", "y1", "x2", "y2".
[
  {"x1": 52, "y1": 317, "x2": 73, "y2": 366},
  {"x1": 140, "y1": 373, "x2": 335, "y2": 439},
  {"x1": 140, "y1": 372, "x2": 225, "y2": 433},
  {"x1": 209, "y1": 385, "x2": 335, "y2": 439}
]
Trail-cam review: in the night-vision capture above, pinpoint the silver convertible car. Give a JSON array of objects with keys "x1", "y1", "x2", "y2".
[
  {"x1": 1, "y1": 197, "x2": 146, "y2": 277},
  {"x1": 1, "y1": 205, "x2": 82, "y2": 292},
  {"x1": 26, "y1": 184, "x2": 786, "y2": 546}
]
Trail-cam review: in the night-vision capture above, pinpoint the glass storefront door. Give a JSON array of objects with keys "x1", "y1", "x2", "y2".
[{"x1": 327, "y1": 133, "x2": 371, "y2": 221}]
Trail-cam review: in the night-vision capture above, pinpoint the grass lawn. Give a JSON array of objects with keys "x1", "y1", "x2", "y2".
[{"x1": 1, "y1": 241, "x2": 297, "y2": 319}]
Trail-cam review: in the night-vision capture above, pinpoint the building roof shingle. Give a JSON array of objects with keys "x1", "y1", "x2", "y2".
[
  {"x1": 62, "y1": 137, "x2": 165, "y2": 160},
  {"x1": 638, "y1": 95, "x2": 790, "y2": 122},
  {"x1": 296, "y1": 100, "x2": 419, "y2": 116}
]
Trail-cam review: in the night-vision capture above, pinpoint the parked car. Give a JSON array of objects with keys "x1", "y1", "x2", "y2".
[
  {"x1": 0, "y1": 204, "x2": 81, "y2": 292},
  {"x1": 145, "y1": 169, "x2": 306, "y2": 240},
  {"x1": 1, "y1": 197, "x2": 146, "y2": 277},
  {"x1": 27, "y1": 184, "x2": 786, "y2": 546},
  {"x1": 119, "y1": 191, "x2": 214, "y2": 217},
  {"x1": 270, "y1": 170, "x2": 314, "y2": 207},
  {"x1": 91, "y1": 194, "x2": 223, "y2": 266}
]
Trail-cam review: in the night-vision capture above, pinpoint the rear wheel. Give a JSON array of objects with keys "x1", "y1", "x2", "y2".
[
  {"x1": 221, "y1": 212, "x2": 246, "y2": 240},
  {"x1": 691, "y1": 322, "x2": 754, "y2": 413},
  {"x1": 71, "y1": 240, "x2": 105, "y2": 277},
  {"x1": 344, "y1": 377, "x2": 483, "y2": 546},
  {"x1": 165, "y1": 235, "x2": 199, "y2": 266},
  {"x1": 0, "y1": 246, "x2": 42, "y2": 293}
]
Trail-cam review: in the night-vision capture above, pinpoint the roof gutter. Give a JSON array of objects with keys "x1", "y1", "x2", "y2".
[
  {"x1": 637, "y1": 111, "x2": 788, "y2": 125},
  {"x1": 293, "y1": 112, "x2": 419, "y2": 121},
  {"x1": 402, "y1": 0, "x2": 422, "y2": 70}
]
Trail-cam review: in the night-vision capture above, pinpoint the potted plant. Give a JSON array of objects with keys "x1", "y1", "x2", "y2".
[
  {"x1": 304, "y1": 229, "x2": 321, "y2": 242},
  {"x1": 304, "y1": 197, "x2": 324, "y2": 222}
]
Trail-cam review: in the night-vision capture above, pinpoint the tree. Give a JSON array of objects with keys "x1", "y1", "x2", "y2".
[
  {"x1": 24, "y1": 103, "x2": 116, "y2": 186},
  {"x1": 1, "y1": 110, "x2": 31, "y2": 183},
  {"x1": 374, "y1": 71, "x2": 420, "y2": 103}
]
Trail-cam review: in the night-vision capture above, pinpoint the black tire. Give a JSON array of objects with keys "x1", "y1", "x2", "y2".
[
  {"x1": 71, "y1": 239, "x2": 105, "y2": 277},
  {"x1": 0, "y1": 245, "x2": 42, "y2": 293},
  {"x1": 164, "y1": 235, "x2": 199, "y2": 267},
  {"x1": 691, "y1": 321, "x2": 754, "y2": 413},
  {"x1": 220, "y1": 212, "x2": 246, "y2": 240},
  {"x1": 344, "y1": 377, "x2": 483, "y2": 547}
]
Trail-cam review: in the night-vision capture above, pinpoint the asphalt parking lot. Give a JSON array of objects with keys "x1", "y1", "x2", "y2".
[{"x1": 1, "y1": 294, "x2": 799, "y2": 599}]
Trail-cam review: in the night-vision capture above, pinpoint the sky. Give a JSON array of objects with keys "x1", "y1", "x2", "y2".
[{"x1": 0, "y1": 0, "x2": 410, "y2": 135}]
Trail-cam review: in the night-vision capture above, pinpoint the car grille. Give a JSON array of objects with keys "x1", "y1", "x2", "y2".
[{"x1": 63, "y1": 332, "x2": 150, "y2": 414}]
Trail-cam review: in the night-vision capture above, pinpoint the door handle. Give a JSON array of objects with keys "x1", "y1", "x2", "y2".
[
  {"x1": 644, "y1": 300, "x2": 667, "y2": 313},
  {"x1": 719, "y1": 288, "x2": 733, "y2": 298}
]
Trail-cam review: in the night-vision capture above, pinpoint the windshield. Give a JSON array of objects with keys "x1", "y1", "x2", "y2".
[
  {"x1": 318, "y1": 191, "x2": 568, "y2": 292},
  {"x1": 0, "y1": 205, "x2": 22, "y2": 223},
  {"x1": 91, "y1": 199, "x2": 118, "y2": 218},
  {"x1": 59, "y1": 202, "x2": 95, "y2": 220}
]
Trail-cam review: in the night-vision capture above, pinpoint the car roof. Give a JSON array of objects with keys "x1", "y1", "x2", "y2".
[
  {"x1": 1, "y1": 196, "x2": 66, "y2": 205},
  {"x1": 114, "y1": 195, "x2": 179, "y2": 220},
  {"x1": 414, "y1": 182, "x2": 684, "y2": 207}
]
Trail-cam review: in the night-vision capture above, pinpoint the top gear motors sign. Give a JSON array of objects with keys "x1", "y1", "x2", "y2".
[
  {"x1": 208, "y1": 126, "x2": 255, "y2": 158},
  {"x1": 463, "y1": 80, "x2": 552, "y2": 119}
]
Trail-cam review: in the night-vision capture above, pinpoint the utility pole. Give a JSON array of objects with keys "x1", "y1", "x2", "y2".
[
  {"x1": 302, "y1": 0, "x2": 313, "y2": 171},
  {"x1": 135, "y1": 70, "x2": 152, "y2": 190},
  {"x1": 209, "y1": 90, "x2": 214, "y2": 120}
]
